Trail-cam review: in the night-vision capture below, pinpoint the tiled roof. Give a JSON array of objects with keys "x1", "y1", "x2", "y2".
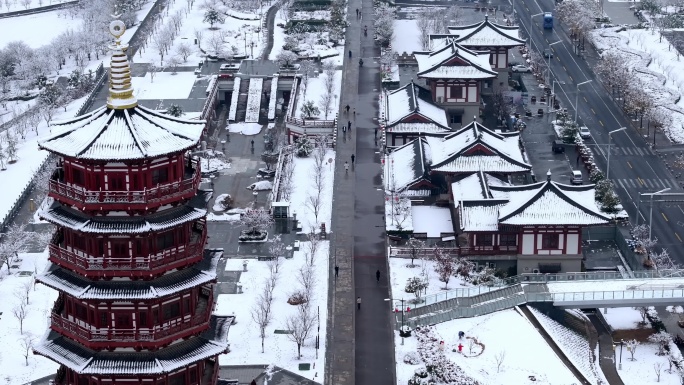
[
  {"x1": 385, "y1": 83, "x2": 449, "y2": 126},
  {"x1": 385, "y1": 122, "x2": 453, "y2": 135},
  {"x1": 425, "y1": 120, "x2": 531, "y2": 173},
  {"x1": 36, "y1": 249, "x2": 222, "y2": 300},
  {"x1": 40, "y1": 203, "x2": 206, "y2": 233},
  {"x1": 451, "y1": 171, "x2": 510, "y2": 203},
  {"x1": 384, "y1": 139, "x2": 429, "y2": 192},
  {"x1": 459, "y1": 200, "x2": 507, "y2": 231},
  {"x1": 39, "y1": 105, "x2": 205, "y2": 160},
  {"x1": 34, "y1": 315, "x2": 232, "y2": 375},
  {"x1": 414, "y1": 41, "x2": 496, "y2": 79},
  {"x1": 443, "y1": 16, "x2": 525, "y2": 47}
]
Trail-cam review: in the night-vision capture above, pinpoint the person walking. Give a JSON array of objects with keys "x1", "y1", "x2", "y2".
[
  {"x1": 335, "y1": 265, "x2": 339, "y2": 277},
  {"x1": 353, "y1": 108, "x2": 356, "y2": 120},
  {"x1": 349, "y1": 50, "x2": 352, "y2": 58},
  {"x1": 374, "y1": 127, "x2": 378, "y2": 138},
  {"x1": 376, "y1": 269, "x2": 381, "y2": 283},
  {"x1": 345, "y1": 104, "x2": 350, "y2": 114},
  {"x1": 342, "y1": 125, "x2": 347, "y2": 134},
  {"x1": 355, "y1": 8, "x2": 359, "y2": 18},
  {"x1": 344, "y1": 161, "x2": 349, "y2": 173},
  {"x1": 347, "y1": 120, "x2": 352, "y2": 131},
  {"x1": 357, "y1": 296, "x2": 362, "y2": 310},
  {"x1": 351, "y1": 154, "x2": 355, "y2": 164}
]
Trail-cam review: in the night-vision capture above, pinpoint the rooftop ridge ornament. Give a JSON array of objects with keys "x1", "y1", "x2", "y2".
[{"x1": 106, "y1": 18, "x2": 138, "y2": 110}]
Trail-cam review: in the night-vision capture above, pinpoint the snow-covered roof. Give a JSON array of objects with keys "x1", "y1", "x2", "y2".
[
  {"x1": 385, "y1": 122, "x2": 453, "y2": 135},
  {"x1": 439, "y1": 16, "x2": 525, "y2": 47},
  {"x1": 414, "y1": 41, "x2": 497, "y2": 79},
  {"x1": 38, "y1": 105, "x2": 205, "y2": 160},
  {"x1": 459, "y1": 200, "x2": 507, "y2": 231},
  {"x1": 384, "y1": 139, "x2": 430, "y2": 192},
  {"x1": 40, "y1": 203, "x2": 206, "y2": 234},
  {"x1": 384, "y1": 83, "x2": 449, "y2": 127},
  {"x1": 36, "y1": 249, "x2": 221, "y2": 300},
  {"x1": 451, "y1": 171, "x2": 510, "y2": 203},
  {"x1": 489, "y1": 178, "x2": 611, "y2": 226},
  {"x1": 34, "y1": 315, "x2": 231, "y2": 375},
  {"x1": 411, "y1": 205, "x2": 454, "y2": 237},
  {"x1": 425, "y1": 120, "x2": 531, "y2": 173}
]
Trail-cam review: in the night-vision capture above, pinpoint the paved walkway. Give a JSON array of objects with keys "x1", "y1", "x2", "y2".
[
  {"x1": 261, "y1": 1, "x2": 281, "y2": 60},
  {"x1": 587, "y1": 313, "x2": 625, "y2": 385}
]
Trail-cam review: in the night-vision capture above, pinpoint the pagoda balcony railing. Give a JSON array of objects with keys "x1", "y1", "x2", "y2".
[
  {"x1": 459, "y1": 245, "x2": 518, "y2": 255},
  {"x1": 49, "y1": 228, "x2": 207, "y2": 273},
  {"x1": 50, "y1": 294, "x2": 212, "y2": 345},
  {"x1": 48, "y1": 162, "x2": 201, "y2": 207}
]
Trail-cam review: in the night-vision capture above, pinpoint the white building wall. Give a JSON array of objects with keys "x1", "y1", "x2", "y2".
[
  {"x1": 467, "y1": 85, "x2": 477, "y2": 102},
  {"x1": 521, "y1": 234, "x2": 534, "y2": 254},
  {"x1": 566, "y1": 234, "x2": 579, "y2": 254}
]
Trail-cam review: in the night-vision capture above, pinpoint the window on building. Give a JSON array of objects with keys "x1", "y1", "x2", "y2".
[
  {"x1": 74, "y1": 303, "x2": 88, "y2": 321},
  {"x1": 72, "y1": 234, "x2": 87, "y2": 251},
  {"x1": 450, "y1": 86, "x2": 464, "y2": 99},
  {"x1": 157, "y1": 231, "x2": 175, "y2": 250},
  {"x1": 96, "y1": 239, "x2": 105, "y2": 256},
  {"x1": 450, "y1": 114, "x2": 462, "y2": 124},
  {"x1": 135, "y1": 240, "x2": 144, "y2": 255},
  {"x1": 72, "y1": 168, "x2": 85, "y2": 186},
  {"x1": 99, "y1": 312, "x2": 108, "y2": 327},
  {"x1": 499, "y1": 234, "x2": 517, "y2": 246},
  {"x1": 189, "y1": 367, "x2": 198, "y2": 384},
  {"x1": 151, "y1": 168, "x2": 169, "y2": 185},
  {"x1": 163, "y1": 301, "x2": 181, "y2": 320},
  {"x1": 542, "y1": 233, "x2": 559, "y2": 249},
  {"x1": 139, "y1": 312, "x2": 147, "y2": 327},
  {"x1": 475, "y1": 234, "x2": 492, "y2": 246},
  {"x1": 116, "y1": 314, "x2": 131, "y2": 328},
  {"x1": 111, "y1": 241, "x2": 128, "y2": 258},
  {"x1": 108, "y1": 174, "x2": 126, "y2": 190},
  {"x1": 184, "y1": 298, "x2": 191, "y2": 314}
]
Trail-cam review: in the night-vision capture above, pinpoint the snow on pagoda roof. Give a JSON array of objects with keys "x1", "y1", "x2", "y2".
[
  {"x1": 489, "y1": 178, "x2": 610, "y2": 225},
  {"x1": 385, "y1": 83, "x2": 449, "y2": 127},
  {"x1": 36, "y1": 249, "x2": 222, "y2": 300},
  {"x1": 451, "y1": 171, "x2": 510, "y2": 203},
  {"x1": 459, "y1": 200, "x2": 507, "y2": 231},
  {"x1": 425, "y1": 120, "x2": 531, "y2": 173},
  {"x1": 34, "y1": 315, "x2": 232, "y2": 375},
  {"x1": 40, "y1": 203, "x2": 206, "y2": 234},
  {"x1": 384, "y1": 139, "x2": 430, "y2": 193},
  {"x1": 385, "y1": 122, "x2": 453, "y2": 135},
  {"x1": 442, "y1": 15, "x2": 525, "y2": 47},
  {"x1": 414, "y1": 41, "x2": 496, "y2": 79},
  {"x1": 38, "y1": 105, "x2": 205, "y2": 160}
]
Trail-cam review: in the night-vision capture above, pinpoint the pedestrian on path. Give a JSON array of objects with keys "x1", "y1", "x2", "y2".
[
  {"x1": 344, "y1": 161, "x2": 349, "y2": 173},
  {"x1": 355, "y1": 8, "x2": 359, "y2": 18},
  {"x1": 353, "y1": 108, "x2": 356, "y2": 119},
  {"x1": 374, "y1": 127, "x2": 377, "y2": 138},
  {"x1": 357, "y1": 296, "x2": 362, "y2": 310},
  {"x1": 376, "y1": 269, "x2": 380, "y2": 283},
  {"x1": 345, "y1": 104, "x2": 350, "y2": 114},
  {"x1": 342, "y1": 125, "x2": 347, "y2": 134},
  {"x1": 349, "y1": 50, "x2": 352, "y2": 58},
  {"x1": 335, "y1": 265, "x2": 339, "y2": 277},
  {"x1": 351, "y1": 154, "x2": 355, "y2": 164},
  {"x1": 347, "y1": 120, "x2": 352, "y2": 130}
]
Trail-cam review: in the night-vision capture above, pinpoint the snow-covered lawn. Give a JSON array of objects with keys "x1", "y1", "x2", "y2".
[
  {"x1": 228, "y1": 122, "x2": 262, "y2": 135},
  {"x1": 216, "y1": 242, "x2": 329, "y2": 382},
  {"x1": 617, "y1": 343, "x2": 682, "y2": 385},
  {"x1": 395, "y1": 308, "x2": 580, "y2": 385},
  {"x1": 529, "y1": 308, "x2": 608, "y2": 385},
  {"x1": 0, "y1": 251, "x2": 59, "y2": 385},
  {"x1": 603, "y1": 307, "x2": 646, "y2": 330},
  {"x1": 393, "y1": 19, "x2": 421, "y2": 55},
  {"x1": 389, "y1": 257, "x2": 474, "y2": 303},
  {"x1": 288, "y1": 149, "x2": 336, "y2": 232},
  {"x1": 294, "y1": 71, "x2": 342, "y2": 120},
  {"x1": 245, "y1": 78, "x2": 263, "y2": 123},
  {"x1": 0, "y1": 0, "x2": 72, "y2": 14},
  {"x1": 0, "y1": 9, "x2": 76, "y2": 49},
  {"x1": 132, "y1": 72, "x2": 197, "y2": 99},
  {"x1": 268, "y1": 10, "x2": 344, "y2": 66},
  {"x1": 228, "y1": 77, "x2": 241, "y2": 122}
]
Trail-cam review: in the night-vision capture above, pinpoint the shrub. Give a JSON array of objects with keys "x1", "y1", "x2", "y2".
[{"x1": 403, "y1": 352, "x2": 421, "y2": 365}]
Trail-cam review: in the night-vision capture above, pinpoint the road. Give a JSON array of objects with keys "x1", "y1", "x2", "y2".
[{"x1": 515, "y1": 0, "x2": 684, "y2": 259}]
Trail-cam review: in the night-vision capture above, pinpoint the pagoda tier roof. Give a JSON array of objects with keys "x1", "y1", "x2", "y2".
[
  {"x1": 39, "y1": 202, "x2": 206, "y2": 234},
  {"x1": 385, "y1": 122, "x2": 453, "y2": 135},
  {"x1": 36, "y1": 249, "x2": 221, "y2": 300},
  {"x1": 414, "y1": 41, "x2": 496, "y2": 80},
  {"x1": 38, "y1": 105, "x2": 205, "y2": 161},
  {"x1": 34, "y1": 315, "x2": 232, "y2": 375},
  {"x1": 438, "y1": 16, "x2": 525, "y2": 48},
  {"x1": 385, "y1": 83, "x2": 450, "y2": 127},
  {"x1": 384, "y1": 138, "x2": 431, "y2": 193}
]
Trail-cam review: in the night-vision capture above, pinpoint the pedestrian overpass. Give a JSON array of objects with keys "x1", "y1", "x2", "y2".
[{"x1": 398, "y1": 270, "x2": 684, "y2": 328}]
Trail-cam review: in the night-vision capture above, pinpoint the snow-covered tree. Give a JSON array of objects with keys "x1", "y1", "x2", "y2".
[
  {"x1": 626, "y1": 339, "x2": 640, "y2": 361},
  {"x1": 251, "y1": 283, "x2": 274, "y2": 353},
  {"x1": 434, "y1": 248, "x2": 456, "y2": 289},
  {"x1": 0, "y1": 141, "x2": 6, "y2": 170},
  {"x1": 405, "y1": 276, "x2": 429, "y2": 301},
  {"x1": 296, "y1": 136, "x2": 314, "y2": 157},
  {"x1": 166, "y1": 104, "x2": 184, "y2": 117},
  {"x1": 374, "y1": 3, "x2": 396, "y2": 48},
  {"x1": 276, "y1": 50, "x2": 298, "y2": 68},
  {"x1": 405, "y1": 238, "x2": 426, "y2": 267},
  {"x1": 5, "y1": 130, "x2": 18, "y2": 163},
  {"x1": 300, "y1": 100, "x2": 319, "y2": 119},
  {"x1": 167, "y1": 56, "x2": 182, "y2": 75},
  {"x1": 194, "y1": 28, "x2": 205, "y2": 49},
  {"x1": 652, "y1": 248, "x2": 680, "y2": 270},
  {"x1": 206, "y1": 30, "x2": 227, "y2": 58},
  {"x1": 176, "y1": 42, "x2": 193, "y2": 62},
  {"x1": 203, "y1": 8, "x2": 224, "y2": 28},
  {"x1": 19, "y1": 335, "x2": 34, "y2": 366},
  {"x1": 238, "y1": 206, "x2": 274, "y2": 237},
  {"x1": 649, "y1": 331, "x2": 672, "y2": 356},
  {"x1": 12, "y1": 300, "x2": 28, "y2": 335},
  {"x1": 0, "y1": 223, "x2": 30, "y2": 272},
  {"x1": 285, "y1": 303, "x2": 316, "y2": 359},
  {"x1": 268, "y1": 235, "x2": 286, "y2": 271}
]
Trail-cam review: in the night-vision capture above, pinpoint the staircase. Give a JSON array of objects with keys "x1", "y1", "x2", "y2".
[
  {"x1": 261, "y1": 78, "x2": 272, "y2": 123},
  {"x1": 236, "y1": 77, "x2": 250, "y2": 122}
]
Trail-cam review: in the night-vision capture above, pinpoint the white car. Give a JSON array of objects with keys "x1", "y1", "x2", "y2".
[
  {"x1": 511, "y1": 65, "x2": 531, "y2": 73},
  {"x1": 579, "y1": 126, "x2": 591, "y2": 139}
]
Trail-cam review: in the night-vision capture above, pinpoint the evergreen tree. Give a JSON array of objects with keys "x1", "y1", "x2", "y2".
[
  {"x1": 300, "y1": 100, "x2": 319, "y2": 119},
  {"x1": 166, "y1": 104, "x2": 184, "y2": 117},
  {"x1": 203, "y1": 9, "x2": 225, "y2": 28}
]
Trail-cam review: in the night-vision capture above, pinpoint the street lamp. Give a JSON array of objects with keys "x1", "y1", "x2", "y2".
[
  {"x1": 529, "y1": 13, "x2": 544, "y2": 53},
  {"x1": 613, "y1": 340, "x2": 624, "y2": 370},
  {"x1": 606, "y1": 127, "x2": 627, "y2": 180},
  {"x1": 647, "y1": 188, "x2": 670, "y2": 241},
  {"x1": 384, "y1": 298, "x2": 405, "y2": 345},
  {"x1": 574, "y1": 80, "x2": 592, "y2": 123},
  {"x1": 547, "y1": 41, "x2": 562, "y2": 84}
]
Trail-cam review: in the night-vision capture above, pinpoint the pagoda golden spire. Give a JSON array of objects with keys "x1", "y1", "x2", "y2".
[{"x1": 106, "y1": 19, "x2": 138, "y2": 110}]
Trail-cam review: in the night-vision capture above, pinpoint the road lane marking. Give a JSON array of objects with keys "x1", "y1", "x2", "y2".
[
  {"x1": 638, "y1": 178, "x2": 645, "y2": 186},
  {"x1": 599, "y1": 120, "x2": 604, "y2": 126},
  {"x1": 662, "y1": 212, "x2": 669, "y2": 222},
  {"x1": 563, "y1": 65, "x2": 567, "y2": 72},
  {"x1": 618, "y1": 179, "x2": 627, "y2": 190},
  {"x1": 677, "y1": 232, "x2": 682, "y2": 242},
  {"x1": 591, "y1": 108, "x2": 596, "y2": 115},
  {"x1": 583, "y1": 96, "x2": 588, "y2": 103},
  {"x1": 569, "y1": 75, "x2": 573, "y2": 83},
  {"x1": 627, "y1": 161, "x2": 633, "y2": 169}
]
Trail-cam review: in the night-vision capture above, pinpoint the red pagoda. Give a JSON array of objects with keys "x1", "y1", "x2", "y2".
[{"x1": 33, "y1": 19, "x2": 230, "y2": 385}]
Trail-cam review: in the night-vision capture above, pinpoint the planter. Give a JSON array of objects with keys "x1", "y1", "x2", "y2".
[
  {"x1": 238, "y1": 230, "x2": 269, "y2": 242},
  {"x1": 400, "y1": 325, "x2": 413, "y2": 337}
]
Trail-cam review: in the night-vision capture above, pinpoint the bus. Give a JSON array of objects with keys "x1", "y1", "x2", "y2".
[{"x1": 543, "y1": 12, "x2": 554, "y2": 29}]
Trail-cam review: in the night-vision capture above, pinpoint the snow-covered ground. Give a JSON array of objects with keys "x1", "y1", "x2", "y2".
[
  {"x1": 132, "y1": 72, "x2": 197, "y2": 99},
  {"x1": 227, "y1": 122, "x2": 262, "y2": 135},
  {"x1": 617, "y1": 343, "x2": 682, "y2": 385},
  {"x1": 393, "y1": 19, "x2": 421, "y2": 55},
  {"x1": 288, "y1": 148, "x2": 336, "y2": 232},
  {"x1": 0, "y1": 251, "x2": 59, "y2": 385},
  {"x1": 389, "y1": 257, "x2": 474, "y2": 302},
  {"x1": 0, "y1": 0, "x2": 72, "y2": 14},
  {"x1": 245, "y1": 78, "x2": 263, "y2": 123},
  {"x1": 394, "y1": 308, "x2": 581, "y2": 385},
  {"x1": 294, "y1": 70, "x2": 342, "y2": 120},
  {"x1": 591, "y1": 27, "x2": 684, "y2": 143},
  {"x1": 603, "y1": 307, "x2": 646, "y2": 330},
  {"x1": 0, "y1": 9, "x2": 76, "y2": 49}
]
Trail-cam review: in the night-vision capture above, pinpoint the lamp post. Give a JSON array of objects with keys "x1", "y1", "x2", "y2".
[
  {"x1": 606, "y1": 127, "x2": 627, "y2": 180},
  {"x1": 647, "y1": 188, "x2": 670, "y2": 241},
  {"x1": 574, "y1": 80, "x2": 592, "y2": 123},
  {"x1": 529, "y1": 13, "x2": 544, "y2": 54},
  {"x1": 384, "y1": 298, "x2": 405, "y2": 345},
  {"x1": 619, "y1": 339, "x2": 624, "y2": 370},
  {"x1": 547, "y1": 41, "x2": 562, "y2": 84}
]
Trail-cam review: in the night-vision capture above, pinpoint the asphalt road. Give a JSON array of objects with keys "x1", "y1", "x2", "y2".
[{"x1": 515, "y1": 0, "x2": 684, "y2": 258}]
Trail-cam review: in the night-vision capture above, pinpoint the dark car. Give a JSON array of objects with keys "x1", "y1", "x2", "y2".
[{"x1": 552, "y1": 140, "x2": 565, "y2": 153}]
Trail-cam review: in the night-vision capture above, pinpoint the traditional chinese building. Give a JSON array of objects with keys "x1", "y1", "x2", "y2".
[
  {"x1": 454, "y1": 171, "x2": 610, "y2": 274},
  {"x1": 33, "y1": 20, "x2": 230, "y2": 385},
  {"x1": 430, "y1": 15, "x2": 525, "y2": 93},
  {"x1": 413, "y1": 41, "x2": 497, "y2": 126}
]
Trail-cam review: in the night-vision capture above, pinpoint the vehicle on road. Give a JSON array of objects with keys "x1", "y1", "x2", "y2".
[
  {"x1": 571, "y1": 170, "x2": 583, "y2": 185},
  {"x1": 579, "y1": 126, "x2": 591, "y2": 139},
  {"x1": 543, "y1": 49, "x2": 554, "y2": 58},
  {"x1": 543, "y1": 12, "x2": 554, "y2": 29},
  {"x1": 552, "y1": 140, "x2": 565, "y2": 153},
  {"x1": 511, "y1": 65, "x2": 531, "y2": 73}
]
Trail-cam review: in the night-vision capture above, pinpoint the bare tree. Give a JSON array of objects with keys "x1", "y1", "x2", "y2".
[
  {"x1": 654, "y1": 362, "x2": 665, "y2": 381},
  {"x1": 305, "y1": 231, "x2": 320, "y2": 266},
  {"x1": 0, "y1": 223, "x2": 29, "y2": 272},
  {"x1": 635, "y1": 306, "x2": 649, "y2": 325},
  {"x1": 238, "y1": 206, "x2": 274, "y2": 236},
  {"x1": 206, "y1": 30, "x2": 227, "y2": 58},
  {"x1": 306, "y1": 193, "x2": 323, "y2": 228},
  {"x1": 416, "y1": 9, "x2": 439, "y2": 50},
  {"x1": 268, "y1": 234, "x2": 286, "y2": 272},
  {"x1": 405, "y1": 238, "x2": 425, "y2": 267},
  {"x1": 434, "y1": 248, "x2": 456, "y2": 289},
  {"x1": 176, "y1": 42, "x2": 193, "y2": 62},
  {"x1": 626, "y1": 339, "x2": 639, "y2": 361},
  {"x1": 194, "y1": 28, "x2": 205, "y2": 49},
  {"x1": 167, "y1": 55, "x2": 182, "y2": 74},
  {"x1": 285, "y1": 303, "x2": 316, "y2": 359},
  {"x1": 12, "y1": 301, "x2": 28, "y2": 334},
  {"x1": 468, "y1": 337, "x2": 477, "y2": 354},
  {"x1": 649, "y1": 331, "x2": 672, "y2": 355},
  {"x1": 20, "y1": 280, "x2": 32, "y2": 305},
  {"x1": 19, "y1": 335, "x2": 34, "y2": 366},
  {"x1": 251, "y1": 284, "x2": 274, "y2": 353},
  {"x1": 494, "y1": 350, "x2": 506, "y2": 373},
  {"x1": 297, "y1": 265, "x2": 315, "y2": 301}
]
